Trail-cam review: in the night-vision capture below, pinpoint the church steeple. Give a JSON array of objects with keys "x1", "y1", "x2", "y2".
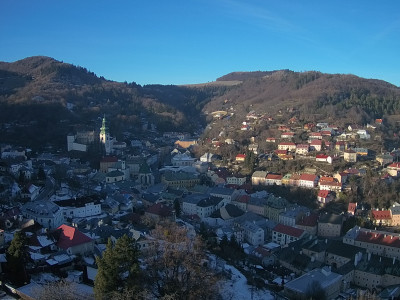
[
  {"x1": 99, "y1": 115, "x2": 112, "y2": 155},
  {"x1": 100, "y1": 114, "x2": 108, "y2": 135}
]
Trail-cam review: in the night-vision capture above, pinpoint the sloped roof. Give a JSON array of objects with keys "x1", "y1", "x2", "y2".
[
  {"x1": 318, "y1": 190, "x2": 330, "y2": 198},
  {"x1": 146, "y1": 203, "x2": 173, "y2": 217},
  {"x1": 300, "y1": 173, "x2": 317, "y2": 181},
  {"x1": 371, "y1": 210, "x2": 392, "y2": 220},
  {"x1": 56, "y1": 224, "x2": 92, "y2": 250},
  {"x1": 273, "y1": 223, "x2": 304, "y2": 238}
]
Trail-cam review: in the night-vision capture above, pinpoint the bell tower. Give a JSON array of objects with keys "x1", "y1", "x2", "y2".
[{"x1": 99, "y1": 115, "x2": 111, "y2": 154}]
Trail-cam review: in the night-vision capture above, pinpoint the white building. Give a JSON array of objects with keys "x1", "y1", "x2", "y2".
[
  {"x1": 54, "y1": 196, "x2": 102, "y2": 220},
  {"x1": 22, "y1": 200, "x2": 63, "y2": 229}
]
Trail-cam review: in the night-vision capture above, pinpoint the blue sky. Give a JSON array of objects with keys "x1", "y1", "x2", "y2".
[{"x1": 1, "y1": 1, "x2": 399, "y2": 86}]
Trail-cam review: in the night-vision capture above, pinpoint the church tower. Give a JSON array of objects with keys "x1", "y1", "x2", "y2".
[{"x1": 99, "y1": 115, "x2": 112, "y2": 155}]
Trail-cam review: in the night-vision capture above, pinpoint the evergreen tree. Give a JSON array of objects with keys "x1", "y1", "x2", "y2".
[
  {"x1": 174, "y1": 198, "x2": 181, "y2": 218},
  {"x1": 94, "y1": 235, "x2": 141, "y2": 300},
  {"x1": 6, "y1": 231, "x2": 29, "y2": 286},
  {"x1": 37, "y1": 166, "x2": 46, "y2": 181}
]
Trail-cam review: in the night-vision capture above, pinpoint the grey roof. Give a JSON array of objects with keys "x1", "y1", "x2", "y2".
[
  {"x1": 319, "y1": 213, "x2": 343, "y2": 224},
  {"x1": 285, "y1": 267, "x2": 342, "y2": 294},
  {"x1": 183, "y1": 193, "x2": 209, "y2": 204},
  {"x1": 22, "y1": 200, "x2": 61, "y2": 217},
  {"x1": 209, "y1": 186, "x2": 236, "y2": 196},
  {"x1": 197, "y1": 196, "x2": 223, "y2": 208},
  {"x1": 326, "y1": 240, "x2": 364, "y2": 259}
]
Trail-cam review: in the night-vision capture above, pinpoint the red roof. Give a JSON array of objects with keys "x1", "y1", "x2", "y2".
[
  {"x1": 279, "y1": 142, "x2": 296, "y2": 146},
  {"x1": 273, "y1": 223, "x2": 304, "y2": 238},
  {"x1": 318, "y1": 190, "x2": 330, "y2": 198},
  {"x1": 275, "y1": 150, "x2": 287, "y2": 155},
  {"x1": 236, "y1": 154, "x2": 246, "y2": 158},
  {"x1": 356, "y1": 230, "x2": 400, "y2": 248},
  {"x1": 371, "y1": 210, "x2": 392, "y2": 220},
  {"x1": 56, "y1": 225, "x2": 92, "y2": 250},
  {"x1": 310, "y1": 140, "x2": 322, "y2": 145},
  {"x1": 309, "y1": 132, "x2": 322, "y2": 136},
  {"x1": 266, "y1": 174, "x2": 283, "y2": 180},
  {"x1": 296, "y1": 213, "x2": 318, "y2": 227},
  {"x1": 316, "y1": 154, "x2": 328, "y2": 159},
  {"x1": 348, "y1": 203, "x2": 357, "y2": 213},
  {"x1": 300, "y1": 173, "x2": 317, "y2": 182},
  {"x1": 296, "y1": 144, "x2": 309, "y2": 149},
  {"x1": 388, "y1": 162, "x2": 400, "y2": 169},
  {"x1": 320, "y1": 176, "x2": 335, "y2": 182}
]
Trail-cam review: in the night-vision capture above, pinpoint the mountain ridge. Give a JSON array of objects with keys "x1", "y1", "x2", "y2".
[{"x1": 1, "y1": 56, "x2": 400, "y2": 150}]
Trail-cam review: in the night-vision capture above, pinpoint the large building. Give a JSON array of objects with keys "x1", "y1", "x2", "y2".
[{"x1": 22, "y1": 200, "x2": 63, "y2": 229}]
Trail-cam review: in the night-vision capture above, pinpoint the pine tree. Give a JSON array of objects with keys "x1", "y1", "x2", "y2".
[
  {"x1": 94, "y1": 235, "x2": 140, "y2": 300},
  {"x1": 6, "y1": 231, "x2": 29, "y2": 286}
]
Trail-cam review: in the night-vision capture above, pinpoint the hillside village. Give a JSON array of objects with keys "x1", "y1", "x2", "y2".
[{"x1": 2, "y1": 110, "x2": 400, "y2": 299}]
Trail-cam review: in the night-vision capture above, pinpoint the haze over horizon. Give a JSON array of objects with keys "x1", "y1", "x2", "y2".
[{"x1": 1, "y1": 1, "x2": 399, "y2": 87}]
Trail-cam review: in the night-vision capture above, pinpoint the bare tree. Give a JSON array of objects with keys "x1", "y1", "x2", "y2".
[{"x1": 143, "y1": 222, "x2": 219, "y2": 300}]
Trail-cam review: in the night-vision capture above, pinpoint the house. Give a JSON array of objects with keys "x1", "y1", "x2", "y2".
[
  {"x1": 309, "y1": 132, "x2": 322, "y2": 140},
  {"x1": 20, "y1": 184, "x2": 40, "y2": 201},
  {"x1": 391, "y1": 202, "x2": 400, "y2": 226},
  {"x1": 251, "y1": 171, "x2": 267, "y2": 185},
  {"x1": 99, "y1": 156, "x2": 118, "y2": 173},
  {"x1": 296, "y1": 144, "x2": 309, "y2": 155},
  {"x1": 371, "y1": 209, "x2": 392, "y2": 226},
  {"x1": 278, "y1": 142, "x2": 296, "y2": 152},
  {"x1": 315, "y1": 154, "x2": 332, "y2": 164},
  {"x1": 22, "y1": 200, "x2": 63, "y2": 230},
  {"x1": 279, "y1": 205, "x2": 310, "y2": 227},
  {"x1": 318, "y1": 213, "x2": 343, "y2": 237},
  {"x1": 54, "y1": 195, "x2": 102, "y2": 221},
  {"x1": 353, "y1": 147, "x2": 369, "y2": 156},
  {"x1": 288, "y1": 173, "x2": 301, "y2": 186},
  {"x1": 226, "y1": 174, "x2": 246, "y2": 186},
  {"x1": 281, "y1": 132, "x2": 294, "y2": 139},
  {"x1": 283, "y1": 267, "x2": 342, "y2": 300},
  {"x1": 299, "y1": 173, "x2": 319, "y2": 188},
  {"x1": 145, "y1": 203, "x2": 175, "y2": 222},
  {"x1": 309, "y1": 139, "x2": 323, "y2": 151},
  {"x1": 334, "y1": 172, "x2": 348, "y2": 184},
  {"x1": 376, "y1": 153, "x2": 394, "y2": 166},
  {"x1": 335, "y1": 141, "x2": 347, "y2": 152},
  {"x1": 296, "y1": 213, "x2": 318, "y2": 235},
  {"x1": 357, "y1": 129, "x2": 371, "y2": 140},
  {"x1": 272, "y1": 223, "x2": 306, "y2": 246},
  {"x1": 248, "y1": 143, "x2": 259, "y2": 154},
  {"x1": 235, "y1": 154, "x2": 246, "y2": 162},
  {"x1": 54, "y1": 224, "x2": 94, "y2": 255},
  {"x1": 247, "y1": 197, "x2": 267, "y2": 216},
  {"x1": 265, "y1": 195, "x2": 289, "y2": 222},
  {"x1": 200, "y1": 153, "x2": 218, "y2": 163},
  {"x1": 266, "y1": 137, "x2": 276, "y2": 143},
  {"x1": 387, "y1": 162, "x2": 400, "y2": 177},
  {"x1": 319, "y1": 181, "x2": 342, "y2": 192},
  {"x1": 275, "y1": 149, "x2": 288, "y2": 157},
  {"x1": 345, "y1": 197, "x2": 357, "y2": 211},
  {"x1": 106, "y1": 170, "x2": 125, "y2": 183},
  {"x1": 281, "y1": 173, "x2": 291, "y2": 185},
  {"x1": 209, "y1": 186, "x2": 240, "y2": 204},
  {"x1": 344, "y1": 149, "x2": 357, "y2": 162},
  {"x1": 171, "y1": 152, "x2": 196, "y2": 167},
  {"x1": 343, "y1": 226, "x2": 400, "y2": 260},
  {"x1": 265, "y1": 173, "x2": 283, "y2": 185},
  {"x1": 317, "y1": 190, "x2": 334, "y2": 204},
  {"x1": 241, "y1": 221, "x2": 265, "y2": 246},
  {"x1": 161, "y1": 171, "x2": 200, "y2": 188}
]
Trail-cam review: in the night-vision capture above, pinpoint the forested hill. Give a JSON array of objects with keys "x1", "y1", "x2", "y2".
[
  {"x1": 205, "y1": 70, "x2": 400, "y2": 127},
  {"x1": 0, "y1": 56, "x2": 221, "y2": 149},
  {"x1": 1, "y1": 56, "x2": 400, "y2": 150}
]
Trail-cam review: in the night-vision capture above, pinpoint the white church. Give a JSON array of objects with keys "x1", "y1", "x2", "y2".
[{"x1": 67, "y1": 116, "x2": 117, "y2": 155}]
